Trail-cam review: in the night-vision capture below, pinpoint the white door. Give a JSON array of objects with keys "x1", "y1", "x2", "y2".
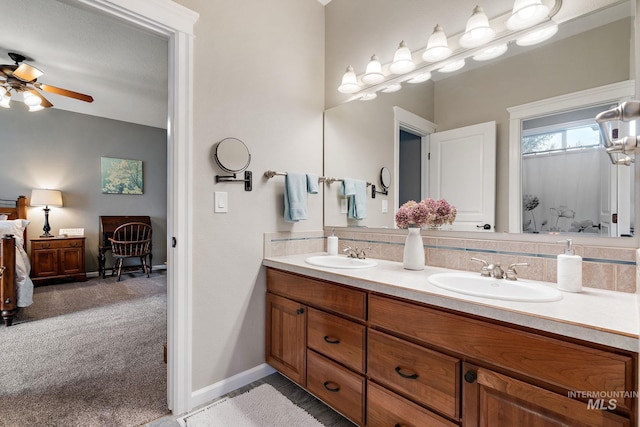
[{"x1": 429, "y1": 121, "x2": 496, "y2": 231}]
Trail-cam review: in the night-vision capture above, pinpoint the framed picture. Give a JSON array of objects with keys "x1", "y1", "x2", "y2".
[{"x1": 101, "y1": 157, "x2": 143, "y2": 194}]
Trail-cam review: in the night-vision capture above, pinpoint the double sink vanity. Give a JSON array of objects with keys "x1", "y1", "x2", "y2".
[{"x1": 263, "y1": 253, "x2": 638, "y2": 426}]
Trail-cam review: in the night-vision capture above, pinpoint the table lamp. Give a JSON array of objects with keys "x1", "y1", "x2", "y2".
[{"x1": 30, "y1": 189, "x2": 63, "y2": 238}]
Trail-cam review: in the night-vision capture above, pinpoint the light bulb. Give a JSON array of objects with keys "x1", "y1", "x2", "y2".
[
  {"x1": 23, "y1": 91, "x2": 42, "y2": 107},
  {"x1": 0, "y1": 90, "x2": 11, "y2": 108},
  {"x1": 506, "y1": 0, "x2": 550, "y2": 31},
  {"x1": 389, "y1": 41, "x2": 415, "y2": 75},
  {"x1": 362, "y1": 54, "x2": 385, "y2": 85},
  {"x1": 338, "y1": 65, "x2": 360, "y2": 94},
  {"x1": 422, "y1": 25, "x2": 452, "y2": 63},
  {"x1": 459, "y1": 6, "x2": 495, "y2": 48}
]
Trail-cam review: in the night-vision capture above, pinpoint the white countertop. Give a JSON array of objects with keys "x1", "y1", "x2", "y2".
[{"x1": 263, "y1": 253, "x2": 640, "y2": 352}]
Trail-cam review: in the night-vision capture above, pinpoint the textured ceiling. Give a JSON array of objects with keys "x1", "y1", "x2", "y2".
[{"x1": 0, "y1": 0, "x2": 168, "y2": 128}]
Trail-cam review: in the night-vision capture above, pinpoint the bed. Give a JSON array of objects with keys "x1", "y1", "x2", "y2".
[{"x1": 0, "y1": 196, "x2": 33, "y2": 326}]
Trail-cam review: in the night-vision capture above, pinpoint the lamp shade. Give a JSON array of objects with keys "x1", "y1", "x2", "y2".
[
  {"x1": 506, "y1": 0, "x2": 550, "y2": 31},
  {"x1": 362, "y1": 54, "x2": 385, "y2": 85},
  {"x1": 31, "y1": 189, "x2": 63, "y2": 207},
  {"x1": 423, "y1": 25, "x2": 452, "y2": 62},
  {"x1": 389, "y1": 41, "x2": 415, "y2": 75},
  {"x1": 459, "y1": 6, "x2": 495, "y2": 48},
  {"x1": 338, "y1": 65, "x2": 360, "y2": 94}
]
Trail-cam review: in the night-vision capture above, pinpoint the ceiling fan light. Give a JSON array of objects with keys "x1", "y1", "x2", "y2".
[
  {"x1": 338, "y1": 65, "x2": 361, "y2": 94},
  {"x1": 23, "y1": 91, "x2": 42, "y2": 107},
  {"x1": 0, "y1": 92, "x2": 10, "y2": 108},
  {"x1": 472, "y1": 44, "x2": 508, "y2": 61},
  {"x1": 516, "y1": 23, "x2": 558, "y2": 46},
  {"x1": 459, "y1": 6, "x2": 496, "y2": 48},
  {"x1": 362, "y1": 54, "x2": 385, "y2": 85},
  {"x1": 28, "y1": 104, "x2": 45, "y2": 112},
  {"x1": 422, "y1": 25, "x2": 452, "y2": 62},
  {"x1": 389, "y1": 41, "x2": 415, "y2": 75},
  {"x1": 506, "y1": 0, "x2": 550, "y2": 31}
]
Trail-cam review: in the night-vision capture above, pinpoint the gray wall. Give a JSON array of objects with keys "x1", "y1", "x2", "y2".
[{"x1": 0, "y1": 106, "x2": 167, "y2": 272}]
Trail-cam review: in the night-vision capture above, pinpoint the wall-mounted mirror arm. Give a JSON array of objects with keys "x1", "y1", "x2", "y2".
[
  {"x1": 215, "y1": 171, "x2": 253, "y2": 191},
  {"x1": 372, "y1": 166, "x2": 391, "y2": 198},
  {"x1": 371, "y1": 185, "x2": 388, "y2": 198}
]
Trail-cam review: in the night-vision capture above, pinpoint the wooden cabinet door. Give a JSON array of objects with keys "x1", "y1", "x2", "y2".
[
  {"x1": 60, "y1": 247, "x2": 84, "y2": 274},
  {"x1": 462, "y1": 363, "x2": 631, "y2": 427},
  {"x1": 32, "y1": 248, "x2": 58, "y2": 277},
  {"x1": 265, "y1": 292, "x2": 307, "y2": 386}
]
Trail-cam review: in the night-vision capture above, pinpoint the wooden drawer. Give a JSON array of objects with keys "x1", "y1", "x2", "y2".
[
  {"x1": 31, "y1": 238, "x2": 83, "y2": 250},
  {"x1": 308, "y1": 307, "x2": 365, "y2": 373},
  {"x1": 267, "y1": 268, "x2": 366, "y2": 320},
  {"x1": 367, "y1": 381, "x2": 458, "y2": 427},
  {"x1": 368, "y1": 329, "x2": 460, "y2": 419},
  {"x1": 369, "y1": 294, "x2": 635, "y2": 411},
  {"x1": 307, "y1": 350, "x2": 365, "y2": 425}
]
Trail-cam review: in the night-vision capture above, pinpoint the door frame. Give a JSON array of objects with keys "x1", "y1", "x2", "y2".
[{"x1": 72, "y1": 0, "x2": 198, "y2": 415}]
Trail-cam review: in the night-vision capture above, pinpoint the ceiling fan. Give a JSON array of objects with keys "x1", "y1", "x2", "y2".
[{"x1": 0, "y1": 52, "x2": 94, "y2": 111}]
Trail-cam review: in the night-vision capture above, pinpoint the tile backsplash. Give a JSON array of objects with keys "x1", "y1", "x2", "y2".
[{"x1": 264, "y1": 230, "x2": 637, "y2": 293}]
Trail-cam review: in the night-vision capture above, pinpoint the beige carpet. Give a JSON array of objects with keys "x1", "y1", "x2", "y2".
[{"x1": 0, "y1": 272, "x2": 168, "y2": 427}]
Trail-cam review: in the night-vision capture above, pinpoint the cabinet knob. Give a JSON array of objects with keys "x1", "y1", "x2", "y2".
[
  {"x1": 395, "y1": 366, "x2": 418, "y2": 380},
  {"x1": 323, "y1": 381, "x2": 340, "y2": 393},
  {"x1": 296, "y1": 308, "x2": 304, "y2": 315},
  {"x1": 4, "y1": 298, "x2": 10, "y2": 304},
  {"x1": 464, "y1": 369, "x2": 477, "y2": 383}
]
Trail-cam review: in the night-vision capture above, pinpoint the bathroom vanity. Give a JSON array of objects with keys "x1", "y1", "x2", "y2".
[{"x1": 264, "y1": 254, "x2": 638, "y2": 427}]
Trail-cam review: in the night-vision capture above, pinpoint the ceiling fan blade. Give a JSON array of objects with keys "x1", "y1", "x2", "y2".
[
  {"x1": 13, "y1": 63, "x2": 43, "y2": 82},
  {"x1": 29, "y1": 89, "x2": 53, "y2": 108},
  {"x1": 36, "y1": 83, "x2": 93, "y2": 103}
]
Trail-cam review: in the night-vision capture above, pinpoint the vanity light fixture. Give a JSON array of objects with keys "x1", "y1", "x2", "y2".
[
  {"x1": 422, "y1": 25, "x2": 452, "y2": 62},
  {"x1": 472, "y1": 43, "x2": 508, "y2": 61},
  {"x1": 407, "y1": 72, "x2": 432, "y2": 84},
  {"x1": 438, "y1": 59, "x2": 466, "y2": 73},
  {"x1": 338, "y1": 65, "x2": 360, "y2": 94},
  {"x1": 389, "y1": 41, "x2": 416, "y2": 74},
  {"x1": 362, "y1": 54, "x2": 385, "y2": 85},
  {"x1": 459, "y1": 6, "x2": 496, "y2": 49},
  {"x1": 516, "y1": 23, "x2": 558, "y2": 46},
  {"x1": 506, "y1": 0, "x2": 550, "y2": 31},
  {"x1": 381, "y1": 83, "x2": 402, "y2": 93}
]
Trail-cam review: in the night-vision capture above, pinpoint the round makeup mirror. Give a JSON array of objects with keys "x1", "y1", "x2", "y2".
[
  {"x1": 380, "y1": 167, "x2": 391, "y2": 190},
  {"x1": 214, "y1": 137, "x2": 251, "y2": 174}
]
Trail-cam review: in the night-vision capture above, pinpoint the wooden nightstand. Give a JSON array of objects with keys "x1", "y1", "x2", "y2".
[{"x1": 30, "y1": 237, "x2": 87, "y2": 284}]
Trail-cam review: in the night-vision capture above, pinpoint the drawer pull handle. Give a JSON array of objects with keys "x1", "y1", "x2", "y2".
[
  {"x1": 323, "y1": 381, "x2": 340, "y2": 392},
  {"x1": 395, "y1": 366, "x2": 418, "y2": 380},
  {"x1": 464, "y1": 369, "x2": 477, "y2": 383},
  {"x1": 296, "y1": 308, "x2": 305, "y2": 315},
  {"x1": 323, "y1": 336, "x2": 340, "y2": 344}
]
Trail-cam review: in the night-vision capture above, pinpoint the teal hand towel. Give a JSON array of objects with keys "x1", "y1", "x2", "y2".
[
  {"x1": 284, "y1": 172, "x2": 308, "y2": 222},
  {"x1": 342, "y1": 178, "x2": 367, "y2": 220},
  {"x1": 307, "y1": 174, "x2": 319, "y2": 194}
]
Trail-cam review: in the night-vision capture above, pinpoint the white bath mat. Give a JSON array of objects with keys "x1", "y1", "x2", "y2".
[{"x1": 177, "y1": 383, "x2": 325, "y2": 427}]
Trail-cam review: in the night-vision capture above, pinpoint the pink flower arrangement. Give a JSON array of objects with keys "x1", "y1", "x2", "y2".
[{"x1": 395, "y1": 198, "x2": 457, "y2": 229}]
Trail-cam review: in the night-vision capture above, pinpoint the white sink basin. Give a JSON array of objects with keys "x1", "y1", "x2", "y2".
[
  {"x1": 428, "y1": 272, "x2": 562, "y2": 302},
  {"x1": 305, "y1": 255, "x2": 378, "y2": 269}
]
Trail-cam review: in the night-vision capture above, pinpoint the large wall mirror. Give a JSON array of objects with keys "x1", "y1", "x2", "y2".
[{"x1": 323, "y1": 0, "x2": 635, "y2": 240}]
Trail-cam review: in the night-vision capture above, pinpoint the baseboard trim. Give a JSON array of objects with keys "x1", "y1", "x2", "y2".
[
  {"x1": 189, "y1": 363, "x2": 277, "y2": 409},
  {"x1": 86, "y1": 264, "x2": 168, "y2": 278}
]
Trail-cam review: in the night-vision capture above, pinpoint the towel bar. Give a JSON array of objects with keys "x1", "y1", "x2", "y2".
[{"x1": 264, "y1": 170, "x2": 371, "y2": 186}]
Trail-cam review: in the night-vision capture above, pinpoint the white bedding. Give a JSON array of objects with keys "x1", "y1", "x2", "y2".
[{"x1": 0, "y1": 219, "x2": 34, "y2": 307}]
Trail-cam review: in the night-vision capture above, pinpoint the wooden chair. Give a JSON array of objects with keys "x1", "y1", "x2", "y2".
[{"x1": 108, "y1": 222, "x2": 152, "y2": 281}]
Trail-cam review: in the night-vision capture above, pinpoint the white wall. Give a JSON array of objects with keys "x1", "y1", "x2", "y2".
[{"x1": 173, "y1": 0, "x2": 325, "y2": 392}]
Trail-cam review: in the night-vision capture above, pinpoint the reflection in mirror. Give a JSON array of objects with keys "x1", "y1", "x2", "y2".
[
  {"x1": 324, "y1": 0, "x2": 634, "y2": 236},
  {"x1": 509, "y1": 80, "x2": 635, "y2": 236},
  {"x1": 380, "y1": 167, "x2": 391, "y2": 190}
]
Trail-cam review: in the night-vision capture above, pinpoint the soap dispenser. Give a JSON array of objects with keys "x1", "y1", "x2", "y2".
[{"x1": 557, "y1": 239, "x2": 582, "y2": 293}]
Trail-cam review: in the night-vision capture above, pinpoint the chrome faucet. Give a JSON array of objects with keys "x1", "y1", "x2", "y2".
[
  {"x1": 343, "y1": 246, "x2": 370, "y2": 259},
  {"x1": 505, "y1": 262, "x2": 529, "y2": 281},
  {"x1": 471, "y1": 257, "x2": 504, "y2": 279}
]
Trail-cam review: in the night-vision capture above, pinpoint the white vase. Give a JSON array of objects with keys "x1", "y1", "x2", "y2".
[{"x1": 403, "y1": 227, "x2": 425, "y2": 270}]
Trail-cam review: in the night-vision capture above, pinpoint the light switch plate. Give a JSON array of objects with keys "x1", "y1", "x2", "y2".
[
  {"x1": 214, "y1": 191, "x2": 228, "y2": 213},
  {"x1": 382, "y1": 199, "x2": 388, "y2": 213}
]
